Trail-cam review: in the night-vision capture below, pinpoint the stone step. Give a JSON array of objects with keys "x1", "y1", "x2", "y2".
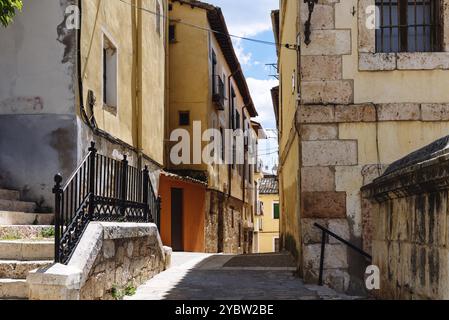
[
  {"x1": 0, "y1": 225, "x2": 54, "y2": 240},
  {"x1": 0, "y1": 189, "x2": 20, "y2": 201},
  {"x1": 0, "y1": 279, "x2": 28, "y2": 299},
  {"x1": 0, "y1": 211, "x2": 54, "y2": 226},
  {"x1": 0, "y1": 260, "x2": 52, "y2": 279},
  {"x1": 0, "y1": 240, "x2": 54, "y2": 261},
  {"x1": 0, "y1": 200, "x2": 35, "y2": 213}
]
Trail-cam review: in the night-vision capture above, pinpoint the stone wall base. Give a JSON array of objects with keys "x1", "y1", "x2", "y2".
[
  {"x1": 27, "y1": 222, "x2": 171, "y2": 300},
  {"x1": 205, "y1": 190, "x2": 245, "y2": 254}
]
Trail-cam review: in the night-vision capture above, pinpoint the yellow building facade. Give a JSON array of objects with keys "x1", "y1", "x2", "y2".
[
  {"x1": 166, "y1": 0, "x2": 259, "y2": 254},
  {"x1": 255, "y1": 176, "x2": 280, "y2": 253},
  {"x1": 80, "y1": 0, "x2": 167, "y2": 167},
  {"x1": 0, "y1": 0, "x2": 167, "y2": 207},
  {"x1": 273, "y1": 0, "x2": 449, "y2": 294},
  {"x1": 271, "y1": 1, "x2": 302, "y2": 267}
]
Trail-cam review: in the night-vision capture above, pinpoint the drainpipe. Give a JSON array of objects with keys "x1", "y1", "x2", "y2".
[
  {"x1": 135, "y1": 0, "x2": 143, "y2": 168},
  {"x1": 77, "y1": 0, "x2": 88, "y2": 127}
]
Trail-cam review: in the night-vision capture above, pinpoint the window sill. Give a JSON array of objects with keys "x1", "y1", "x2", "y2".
[{"x1": 359, "y1": 52, "x2": 449, "y2": 71}]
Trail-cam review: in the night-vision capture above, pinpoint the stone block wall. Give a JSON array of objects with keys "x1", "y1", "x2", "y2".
[
  {"x1": 296, "y1": 0, "x2": 449, "y2": 294},
  {"x1": 80, "y1": 235, "x2": 165, "y2": 300},
  {"x1": 204, "y1": 190, "x2": 244, "y2": 254},
  {"x1": 28, "y1": 222, "x2": 171, "y2": 300},
  {"x1": 363, "y1": 143, "x2": 449, "y2": 299}
]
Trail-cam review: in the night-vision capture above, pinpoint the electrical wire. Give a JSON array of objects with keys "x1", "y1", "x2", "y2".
[
  {"x1": 259, "y1": 151, "x2": 279, "y2": 156},
  {"x1": 118, "y1": 0, "x2": 298, "y2": 50}
]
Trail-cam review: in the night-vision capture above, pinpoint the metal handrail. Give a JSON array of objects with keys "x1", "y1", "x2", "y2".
[
  {"x1": 53, "y1": 142, "x2": 161, "y2": 264},
  {"x1": 313, "y1": 223, "x2": 372, "y2": 286}
]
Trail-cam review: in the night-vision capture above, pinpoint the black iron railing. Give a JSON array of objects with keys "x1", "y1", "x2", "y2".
[
  {"x1": 53, "y1": 142, "x2": 161, "y2": 264},
  {"x1": 314, "y1": 223, "x2": 372, "y2": 286}
]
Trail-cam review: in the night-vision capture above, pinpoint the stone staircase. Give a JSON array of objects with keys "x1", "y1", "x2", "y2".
[{"x1": 0, "y1": 188, "x2": 54, "y2": 300}]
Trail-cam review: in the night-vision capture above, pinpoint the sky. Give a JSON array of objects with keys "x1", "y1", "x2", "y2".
[{"x1": 209, "y1": 0, "x2": 280, "y2": 173}]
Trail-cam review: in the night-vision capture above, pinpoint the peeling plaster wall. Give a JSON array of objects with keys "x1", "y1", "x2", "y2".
[
  {"x1": 0, "y1": 0, "x2": 166, "y2": 207},
  {"x1": 0, "y1": 0, "x2": 76, "y2": 115},
  {"x1": 0, "y1": 0, "x2": 78, "y2": 206}
]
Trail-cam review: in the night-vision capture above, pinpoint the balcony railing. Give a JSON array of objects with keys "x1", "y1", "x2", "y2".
[{"x1": 212, "y1": 75, "x2": 225, "y2": 110}]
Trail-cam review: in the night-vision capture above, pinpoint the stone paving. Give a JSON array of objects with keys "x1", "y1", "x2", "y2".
[{"x1": 126, "y1": 252, "x2": 362, "y2": 300}]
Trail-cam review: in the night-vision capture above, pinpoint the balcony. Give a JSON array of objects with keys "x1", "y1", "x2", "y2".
[{"x1": 212, "y1": 75, "x2": 225, "y2": 110}]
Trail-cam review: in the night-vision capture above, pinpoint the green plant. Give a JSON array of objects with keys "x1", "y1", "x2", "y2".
[
  {"x1": 40, "y1": 227, "x2": 55, "y2": 238},
  {"x1": 124, "y1": 285, "x2": 137, "y2": 296},
  {"x1": 111, "y1": 283, "x2": 137, "y2": 300},
  {"x1": 111, "y1": 285, "x2": 124, "y2": 300},
  {"x1": 0, "y1": 0, "x2": 23, "y2": 27}
]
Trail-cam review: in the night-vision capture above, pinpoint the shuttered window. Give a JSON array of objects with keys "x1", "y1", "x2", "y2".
[{"x1": 273, "y1": 202, "x2": 280, "y2": 220}]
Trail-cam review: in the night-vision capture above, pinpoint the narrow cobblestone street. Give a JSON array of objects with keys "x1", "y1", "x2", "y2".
[{"x1": 126, "y1": 253, "x2": 360, "y2": 300}]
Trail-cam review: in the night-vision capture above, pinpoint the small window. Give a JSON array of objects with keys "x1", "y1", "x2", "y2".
[
  {"x1": 375, "y1": 0, "x2": 442, "y2": 53},
  {"x1": 103, "y1": 34, "x2": 118, "y2": 113},
  {"x1": 179, "y1": 111, "x2": 190, "y2": 126},
  {"x1": 273, "y1": 202, "x2": 280, "y2": 220},
  {"x1": 156, "y1": 1, "x2": 161, "y2": 36},
  {"x1": 169, "y1": 25, "x2": 176, "y2": 42}
]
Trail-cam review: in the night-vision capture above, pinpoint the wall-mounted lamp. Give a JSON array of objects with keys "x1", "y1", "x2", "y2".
[{"x1": 304, "y1": 0, "x2": 318, "y2": 45}]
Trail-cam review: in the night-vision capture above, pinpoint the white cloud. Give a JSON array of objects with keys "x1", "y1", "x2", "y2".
[
  {"x1": 210, "y1": 0, "x2": 278, "y2": 65},
  {"x1": 234, "y1": 41, "x2": 252, "y2": 66},
  {"x1": 247, "y1": 77, "x2": 280, "y2": 171},
  {"x1": 210, "y1": 0, "x2": 277, "y2": 37},
  {"x1": 246, "y1": 77, "x2": 279, "y2": 130}
]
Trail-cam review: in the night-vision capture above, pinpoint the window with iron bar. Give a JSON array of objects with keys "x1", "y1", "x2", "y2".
[{"x1": 375, "y1": 0, "x2": 442, "y2": 53}]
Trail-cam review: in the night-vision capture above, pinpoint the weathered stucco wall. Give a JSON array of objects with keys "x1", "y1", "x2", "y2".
[
  {"x1": 0, "y1": 0, "x2": 166, "y2": 207},
  {"x1": 28, "y1": 222, "x2": 171, "y2": 300},
  {"x1": 364, "y1": 137, "x2": 449, "y2": 299},
  {"x1": 277, "y1": 0, "x2": 301, "y2": 272},
  {"x1": 81, "y1": 0, "x2": 166, "y2": 165},
  {"x1": 0, "y1": 115, "x2": 78, "y2": 206},
  {"x1": 0, "y1": 0, "x2": 78, "y2": 205}
]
